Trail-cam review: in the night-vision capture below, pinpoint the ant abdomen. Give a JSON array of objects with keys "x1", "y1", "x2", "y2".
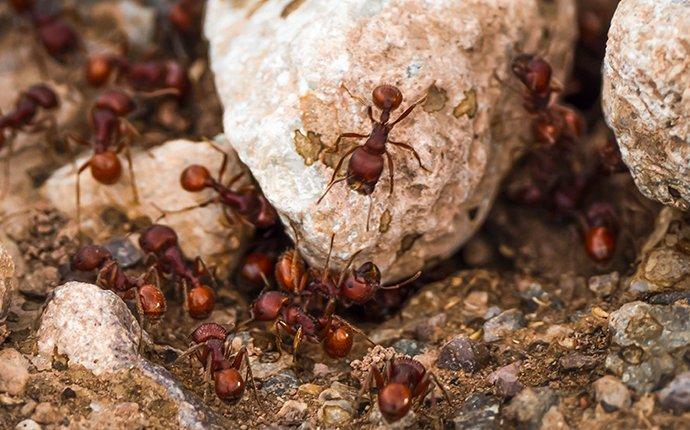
[{"x1": 139, "y1": 224, "x2": 179, "y2": 254}]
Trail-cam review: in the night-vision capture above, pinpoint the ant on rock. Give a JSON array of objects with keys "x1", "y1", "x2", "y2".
[
  {"x1": 357, "y1": 357, "x2": 451, "y2": 423},
  {"x1": 138, "y1": 224, "x2": 217, "y2": 319},
  {"x1": 0, "y1": 84, "x2": 59, "y2": 192},
  {"x1": 71, "y1": 244, "x2": 166, "y2": 351},
  {"x1": 318, "y1": 85, "x2": 431, "y2": 205}
]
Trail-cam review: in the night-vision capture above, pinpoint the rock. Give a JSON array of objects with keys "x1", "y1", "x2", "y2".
[
  {"x1": 593, "y1": 375, "x2": 631, "y2": 412},
  {"x1": 0, "y1": 348, "x2": 30, "y2": 396},
  {"x1": 602, "y1": 0, "x2": 690, "y2": 211},
  {"x1": 588, "y1": 272, "x2": 619, "y2": 297},
  {"x1": 262, "y1": 370, "x2": 300, "y2": 397},
  {"x1": 632, "y1": 249, "x2": 690, "y2": 294},
  {"x1": 0, "y1": 240, "x2": 15, "y2": 342},
  {"x1": 42, "y1": 138, "x2": 252, "y2": 277},
  {"x1": 205, "y1": 0, "x2": 577, "y2": 281},
  {"x1": 15, "y1": 420, "x2": 41, "y2": 430},
  {"x1": 90, "y1": 0, "x2": 156, "y2": 50},
  {"x1": 318, "y1": 399, "x2": 353, "y2": 427},
  {"x1": 559, "y1": 353, "x2": 599, "y2": 370},
  {"x1": 483, "y1": 309, "x2": 525, "y2": 342},
  {"x1": 539, "y1": 406, "x2": 569, "y2": 430},
  {"x1": 277, "y1": 400, "x2": 308, "y2": 424},
  {"x1": 350, "y1": 345, "x2": 398, "y2": 384},
  {"x1": 413, "y1": 313, "x2": 447, "y2": 342},
  {"x1": 658, "y1": 372, "x2": 690, "y2": 414},
  {"x1": 31, "y1": 402, "x2": 60, "y2": 425},
  {"x1": 103, "y1": 237, "x2": 143, "y2": 269},
  {"x1": 504, "y1": 387, "x2": 557, "y2": 428},
  {"x1": 36, "y1": 282, "x2": 223, "y2": 429},
  {"x1": 392, "y1": 338, "x2": 424, "y2": 357},
  {"x1": 83, "y1": 401, "x2": 145, "y2": 429},
  {"x1": 19, "y1": 266, "x2": 60, "y2": 299},
  {"x1": 436, "y1": 335, "x2": 490, "y2": 373},
  {"x1": 487, "y1": 361, "x2": 523, "y2": 398},
  {"x1": 452, "y1": 393, "x2": 500, "y2": 430}
]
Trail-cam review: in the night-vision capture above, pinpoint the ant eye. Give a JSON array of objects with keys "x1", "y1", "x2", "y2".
[{"x1": 372, "y1": 85, "x2": 403, "y2": 110}]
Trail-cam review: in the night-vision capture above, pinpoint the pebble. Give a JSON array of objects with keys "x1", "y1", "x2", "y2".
[
  {"x1": 19, "y1": 266, "x2": 59, "y2": 298},
  {"x1": 593, "y1": 375, "x2": 631, "y2": 412},
  {"x1": 262, "y1": 370, "x2": 300, "y2": 397},
  {"x1": 0, "y1": 348, "x2": 30, "y2": 396},
  {"x1": 277, "y1": 400, "x2": 308, "y2": 424},
  {"x1": 436, "y1": 335, "x2": 490, "y2": 373},
  {"x1": 559, "y1": 353, "x2": 599, "y2": 370},
  {"x1": 539, "y1": 406, "x2": 569, "y2": 430},
  {"x1": 483, "y1": 309, "x2": 526, "y2": 342},
  {"x1": 318, "y1": 399, "x2": 353, "y2": 427},
  {"x1": 15, "y1": 420, "x2": 41, "y2": 430},
  {"x1": 31, "y1": 402, "x2": 60, "y2": 425},
  {"x1": 487, "y1": 361, "x2": 523, "y2": 398},
  {"x1": 453, "y1": 393, "x2": 500, "y2": 430},
  {"x1": 504, "y1": 387, "x2": 557, "y2": 427},
  {"x1": 103, "y1": 237, "x2": 143, "y2": 268},
  {"x1": 414, "y1": 313, "x2": 447, "y2": 342},
  {"x1": 393, "y1": 338, "x2": 425, "y2": 357},
  {"x1": 588, "y1": 272, "x2": 619, "y2": 297},
  {"x1": 658, "y1": 372, "x2": 690, "y2": 413}
]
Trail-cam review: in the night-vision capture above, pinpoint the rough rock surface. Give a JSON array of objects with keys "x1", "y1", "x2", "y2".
[
  {"x1": 602, "y1": 0, "x2": 690, "y2": 211},
  {"x1": 0, "y1": 348, "x2": 30, "y2": 396},
  {"x1": 42, "y1": 138, "x2": 251, "y2": 276},
  {"x1": 0, "y1": 240, "x2": 15, "y2": 342},
  {"x1": 36, "y1": 282, "x2": 223, "y2": 429},
  {"x1": 205, "y1": 0, "x2": 577, "y2": 280}
]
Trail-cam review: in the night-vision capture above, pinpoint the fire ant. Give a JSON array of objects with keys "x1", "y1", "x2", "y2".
[
  {"x1": 318, "y1": 84, "x2": 431, "y2": 204},
  {"x1": 582, "y1": 202, "x2": 617, "y2": 262},
  {"x1": 172, "y1": 143, "x2": 278, "y2": 229},
  {"x1": 357, "y1": 357, "x2": 451, "y2": 423},
  {"x1": 0, "y1": 84, "x2": 59, "y2": 192},
  {"x1": 138, "y1": 224, "x2": 216, "y2": 319},
  {"x1": 176, "y1": 323, "x2": 261, "y2": 403},
  {"x1": 71, "y1": 244, "x2": 166, "y2": 350}
]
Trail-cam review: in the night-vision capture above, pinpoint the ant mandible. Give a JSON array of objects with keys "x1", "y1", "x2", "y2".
[
  {"x1": 318, "y1": 84, "x2": 431, "y2": 203},
  {"x1": 358, "y1": 356, "x2": 451, "y2": 422}
]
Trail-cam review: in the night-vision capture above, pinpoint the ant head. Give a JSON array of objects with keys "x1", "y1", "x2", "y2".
[
  {"x1": 139, "y1": 224, "x2": 179, "y2": 254},
  {"x1": 180, "y1": 165, "x2": 212, "y2": 192},
  {"x1": 240, "y1": 252, "x2": 274, "y2": 286},
  {"x1": 95, "y1": 90, "x2": 135, "y2": 117},
  {"x1": 186, "y1": 285, "x2": 215, "y2": 319},
  {"x1": 191, "y1": 322, "x2": 228, "y2": 344},
  {"x1": 127, "y1": 62, "x2": 166, "y2": 90},
  {"x1": 138, "y1": 284, "x2": 167, "y2": 320},
  {"x1": 214, "y1": 368, "x2": 245, "y2": 402},
  {"x1": 341, "y1": 261, "x2": 381, "y2": 304},
  {"x1": 378, "y1": 382, "x2": 412, "y2": 422},
  {"x1": 90, "y1": 151, "x2": 122, "y2": 185},
  {"x1": 36, "y1": 19, "x2": 79, "y2": 60},
  {"x1": 9, "y1": 0, "x2": 35, "y2": 13},
  {"x1": 251, "y1": 291, "x2": 288, "y2": 321},
  {"x1": 275, "y1": 250, "x2": 305, "y2": 293},
  {"x1": 372, "y1": 85, "x2": 403, "y2": 111},
  {"x1": 585, "y1": 226, "x2": 615, "y2": 262},
  {"x1": 322, "y1": 325, "x2": 353, "y2": 358},
  {"x1": 71, "y1": 245, "x2": 112, "y2": 271},
  {"x1": 26, "y1": 84, "x2": 58, "y2": 109},
  {"x1": 86, "y1": 55, "x2": 114, "y2": 87},
  {"x1": 511, "y1": 54, "x2": 552, "y2": 94}
]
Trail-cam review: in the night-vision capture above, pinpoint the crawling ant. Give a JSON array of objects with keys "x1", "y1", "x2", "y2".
[
  {"x1": 358, "y1": 357, "x2": 451, "y2": 423},
  {"x1": 0, "y1": 84, "x2": 59, "y2": 191},
  {"x1": 582, "y1": 202, "x2": 617, "y2": 262},
  {"x1": 71, "y1": 244, "x2": 166, "y2": 350},
  {"x1": 138, "y1": 224, "x2": 216, "y2": 319},
  {"x1": 318, "y1": 84, "x2": 431, "y2": 204},
  {"x1": 176, "y1": 323, "x2": 262, "y2": 403}
]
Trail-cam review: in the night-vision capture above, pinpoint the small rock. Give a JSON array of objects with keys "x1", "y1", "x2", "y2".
[
  {"x1": 593, "y1": 375, "x2": 631, "y2": 412},
  {"x1": 658, "y1": 372, "x2": 690, "y2": 413},
  {"x1": 20, "y1": 399, "x2": 37, "y2": 417},
  {"x1": 15, "y1": 420, "x2": 41, "y2": 430},
  {"x1": 103, "y1": 238, "x2": 143, "y2": 268},
  {"x1": 483, "y1": 309, "x2": 525, "y2": 342},
  {"x1": 318, "y1": 399, "x2": 353, "y2": 427},
  {"x1": 631, "y1": 248, "x2": 690, "y2": 293},
  {"x1": 588, "y1": 272, "x2": 619, "y2": 297},
  {"x1": 90, "y1": 0, "x2": 156, "y2": 50},
  {"x1": 609, "y1": 301, "x2": 690, "y2": 355},
  {"x1": 539, "y1": 406, "x2": 569, "y2": 430},
  {"x1": 0, "y1": 348, "x2": 30, "y2": 396},
  {"x1": 19, "y1": 266, "x2": 60, "y2": 298},
  {"x1": 504, "y1": 387, "x2": 557, "y2": 428},
  {"x1": 350, "y1": 346, "x2": 397, "y2": 385},
  {"x1": 262, "y1": 370, "x2": 300, "y2": 397},
  {"x1": 31, "y1": 402, "x2": 60, "y2": 425},
  {"x1": 559, "y1": 353, "x2": 599, "y2": 370},
  {"x1": 83, "y1": 401, "x2": 144, "y2": 429},
  {"x1": 436, "y1": 335, "x2": 490, "y2": 373},
  {"x1": 453, "y1": 393, "x2": 500, "y2": 430},
  {"x1": 484, "y1": 306, "x2": 502, "y2": 321},
  {"x1": 464, "y1": 291, "x2": 489, "y2": 318},
  {"x1": 277, "y1": 400, "x2": 308, "y2": 424},
  {"x1": 487, "y1": 361, "x2": 523, "y2": 398},
  {"x1": 0, "y1": 241, "x2": 16, "y2": 341},
  {"x1": 393, "y1": 338, "x2": 425, "y2": 357},
  {"x1": 414, "y1": 313, "x2": 447, "y2": 342}
]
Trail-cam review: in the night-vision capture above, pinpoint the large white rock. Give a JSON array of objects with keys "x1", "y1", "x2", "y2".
[
  {"x1": 205, "y1": 0, "x2": 577, "y2": 280},
  {"x1": 42, "y1": 138, "x2": 252, "y2": 276},
  {"x1": 602, "y1": 0, "x2": 690, "y2": 211}
]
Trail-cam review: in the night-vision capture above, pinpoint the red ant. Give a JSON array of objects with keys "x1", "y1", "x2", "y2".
[
  {"x1": 66, "y1": 89, "x2": 142, "y2": 226},
  {"x1": 239, "y1": 251, "x2": 275, "y2": 287},
  {"x1": 176, "y1": 323, "x2": 261, "y2": 403},
  {"x1": 358, "y1": 357, "x2": 451, "y2": 423},
  {"x1": 318, "y1": 85, "x2": 431, "y2": 204},
  {"x1": 71, "y1": 244, "x2": 166, "y2": 350},
  {"x1": 0, "y1": 84, "x2": 59, "y2": 192},
  {"x1": 582, "y1": 202, "x2": 617, "y2": 262},
  {"x1": 138, "y1": 224, "x2": 216, "y2": 319}
]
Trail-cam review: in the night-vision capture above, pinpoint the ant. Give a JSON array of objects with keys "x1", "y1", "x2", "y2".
[
  {"x1": 71, "y1": 244, "x2": 166, "y2": 351},
  {"x1": 66, "y1": 89, "x2": 141, "y2": 226},
  {"x1": 0, "y1": 84, "x2": 59, "y2": 192},
  {"x1": 357, "y1": 357, "x2": 451, "y2": 423},
  {"x1": 318, "y1": 84, "x2": 431, "y2": 204},
  {"x1": 168, "y1": 0, "x2": 205, "y2": 36},
  {"x1": 239, "y1": 251, "x2": 275, "y2": 287},
  {"x1": 138, "y1": 224, "x2": 216, "y2": 319},
  {"x1": 174, "y1": 144, "x2": 278, "y2": 229},
  {"x1": 582, "y1": 202, "x2": 617, "y2": 262},
  {"x1": 176, "y1": 323, "x2": 261, "y2": 403}
]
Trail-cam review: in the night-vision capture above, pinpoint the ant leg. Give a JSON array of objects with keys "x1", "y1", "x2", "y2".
[
  {"x1": 356, "y1": 366, "x2": 384, "y2": 417},
  {"x1": 332, "y1": 315, "x2": 375, "y2": 346},
  {"x1": 174, "y1": 342, "x2": 205, "y2": 365},
  {"x1": 322, "y1": 234, "x2": 336, "y2": 284},
  {"x1": 292, "y1": 326, "x2": 303, "y2": 361},
  {"x1": 384, "y1": 151, "x2": 395, "y2": 197},
  {"x1": 239, "y1": 347, "x2": 265, "y2": 410},
  {"x1": 194, "y1": 257, "x2": 219, "y2": 291},
  {"x1": 366, "y1": 195, "x2": 373, "y2": 232},
  {"x1": 151, "y1": 197, "x2": 219, "y2": 221},
  {"x1": 118, "y1": 137, "x2": 140, "y2": 204},
  {"x1": 388, "y1": 141, "x2": 431, "y2": 172},
  {"x1": 181, "y1": 278, "x2": 190, "y2": 319},
  {"x1": 203, "y1": 353, "x2": 213, "y2": 400},
  {"x1": 226, "y1": 172, "x2": 246, "y2": 189},
  {"x1": 389, "y1": 93, "x2": 428, "y2": 128},
  {"x1": 75, "y1": 160, "x2": 91, "y2": 233},
  {"x1": 380, "y1": 271, "x2": 422, "y2": 290},
  {"x1": 133, "y1": 288, "x2": 146, "y2": 354},
  {"x1": 341, "y1": 84, "x2": 370, "y2": 107},
  {"x1": 335, "y1": 248, "x2": 363, "y2": 290},
  {"x1": 492, "y1": 71, "x2": 524, "y2": 95},
  {"x1": 330, "y1": 133, "x2": 367, "y2": 155},
  {"x1": 428, "y1": 371, "x2": 452, "y2": 406}
]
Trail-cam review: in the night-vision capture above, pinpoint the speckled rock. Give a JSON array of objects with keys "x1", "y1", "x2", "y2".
[
  {"x1": 0, "y1": 348, "x2": 30, "y2": 396},
  {"x1": 42, "y1": 138, "x2": 252, "y2": 277},
  {"x1": 205, "y1": 0, "x2": 577, "y2": 281},
  {"x1": 488, "y1": 361, "x2": 523, "y2": 398},
  {"x1": 593, "y1": 375, "x2": 631, "y2": 412},
  {"x1": 602, "y1": 0, "x2": 690, "y2": 211},
  {"x1": 436, "y1": 335, "x2": 490, "y2": 373},
  {"x1": 658, "y1": 372, "x2": 690, "y2": 413},
  {"x1": 483, "y1": 309, "x2": 525, "y2": 342},
  {"x1": 504, "y1": 387, "x2": 557, "y2": 428},
  {"x1": 0, "y1": 240, "x2": 15, "y2": 342},
  {"x1": 453, "y1": 393, "x2": 501, "y2": 430}
]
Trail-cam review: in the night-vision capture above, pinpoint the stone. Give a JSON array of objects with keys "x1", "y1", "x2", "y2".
[
  {"x1": 0, "y1": 240, "x2": 15, "y2": 342},
  {"x1": 205, "y1": 0, "x2": 577, "y2": 281},
  {"x1": 14, "y1": 420, "x2": 41, "y2": 430},
  {"x1": 262, "y1": 370, "x2": 300, "y2": 397},
  {"x1": 436, "y1": 335, "x2": 490, "y2": 373},
  {"x1": 539, "y1": 406, "x2": 569, "y2": 430},
  {"x1": 631, "y1": 249, "x2": 690, "y2": 294},
  {"x1": 42, "y1": 138, "x2": 252, "y2": 277},
  {"x1": 504, "y1": 387, "x2": 557, "y2": 428},
  {"x1": 559, "y1": 353, "x2": 599, "y2": 370},
  {"x1": 277, "y1": 400, "x2": 308, "y2": 424},
  {"x1": 318, "y1": 399, "x2": 353, "y2": 427},
  {"x1": 0, "y1": 348, "x2": 30, "y2": 396},
  {"x1": 103, "y1": 237, "x2": 143, "y2": 269},
  {"x1": 483, "y1": 309, "x2": 525, "y2": 342},
  {"x1": 587, "y1": 272, "x2": 619, "y2": 297},
  {"x1": 602, "y1": 0, "x2": 690, "y2": 211},
  {"x1": 90, "y1": 0, "x2": 156, "y2": 50},
  {"x1": 31, "y1": 402, "x2": 60, "y2": 425},
  {"x1": 19, "y1": 266, "x2": 60, "y2": 299},
  {"x1": 392, "y1": 338, "x2": 424, "y2": 357},
  {"x1": 453, "y1": 393, "x2": 500, "y2": 430},
  {"x1": 487, "y1": 361, "x2": 523, "y2": 398},
  {"x1": 593, "y1": 375, "x2": 631, "y2": 412},
  {"x1": 658, "y1": 372, "x2": 690, "y2": 414}
]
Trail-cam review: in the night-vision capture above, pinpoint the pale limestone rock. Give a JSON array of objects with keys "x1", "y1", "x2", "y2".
[
  {"x1": 603, "y1": 0, "x2": 690, "y2": 211},
  {"x1": 205, "y1": 0, "x2": 577, "y2": 280},
  {"x1": 41, "y1": 138, "x2": 251, "y2": 276}
]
